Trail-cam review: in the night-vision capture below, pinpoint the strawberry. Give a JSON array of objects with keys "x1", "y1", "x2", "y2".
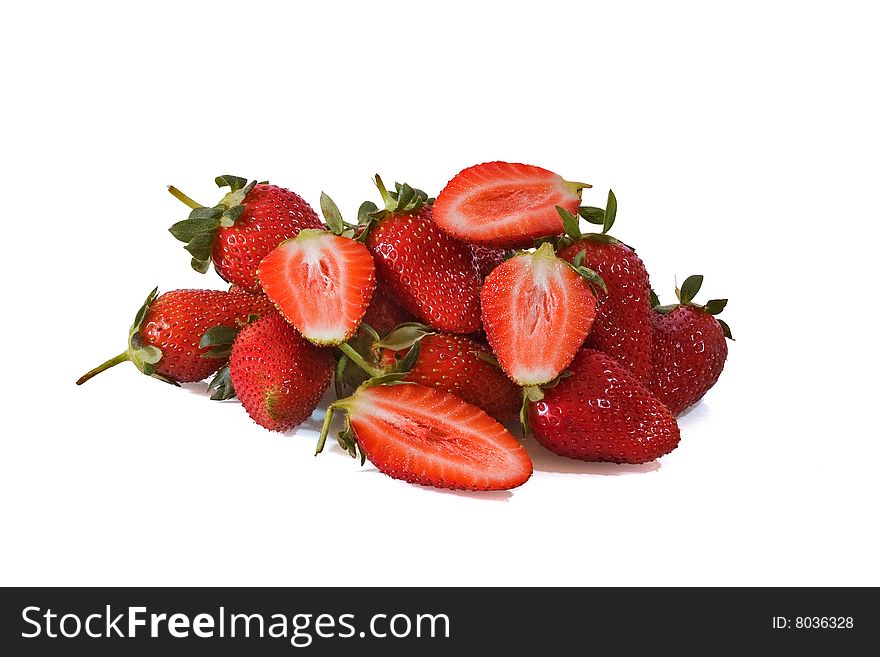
[
  {"x1": 317, "y1": 382, "x2": 532, "y2": 491},
  {"x1": 168, "y1": 175, "x2": 322, "y2": 292},
  {"x1": 528, "y1": 349, "x2": 680, "y2": 464},
  {"x1": 433, "y1": 161, "x2": 590, "y2": 248},
  {"x1": 471, "y1": 244, "x2": 511, "y2": 281},
  {"x1": 480, "y1": 242, "x2": 602, "y2": 386},
  {"x1": 361, "y1": 286, "x2": 414, "y2": 335},
  {"x1": 76, "y1": 288, "x2": 272, "y2": 385},
  {"x1": 557, "y1": 191, "x2": 653, "y2": 384},
  {"x1": 229, "y1": 313, "x2": 334, "y2": 432},
  {"x1": 363, "y1": 176, "x2": 482, "y2": 334},
  {"x1": 648, "y1": 275, "x2": 732, "y2": 415},
  {"x1": 228, "y1": 285, "x2": 276, "y2": 317},
  {"x1": 379, "y1": 331, "x2": 521, "y2": 423},
  {"x1": 258, "y1": 217, "x2": 376, "y2": 346}
]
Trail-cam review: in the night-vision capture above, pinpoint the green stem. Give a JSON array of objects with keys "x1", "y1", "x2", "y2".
[
  {"x1": 76, "y1": 351, "x2": 129, "y2": 385},
  {"x1": 337, "y1": 342, "x2": 384, "y2": 378},
  {"x1": 167, "y1": 185, "x2": 203, "y2": 210},
  {"x1": 315, "y1": 405, "x2": 336, "y2": 455}
]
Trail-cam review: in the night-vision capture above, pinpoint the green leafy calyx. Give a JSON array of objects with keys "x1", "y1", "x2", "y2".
[
  {"x1": 654, "y1": 275, "x2": 733, "y2": 340},
  {"x1": 355, "y1": 174, "x2": 434, "y2": 242}
]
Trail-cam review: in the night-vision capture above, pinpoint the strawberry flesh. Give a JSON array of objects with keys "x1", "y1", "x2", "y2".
[
  {"x1": 481, "y1": 244, "x2": 597, "y2": 385},
  {"x1": 345, "y1": 384, "x2": 532, "y2": 491},
  {"x1": 259, "y1": 230, "x2": 375, "y2": 345},
  {"x1": 433, "y1": 162, "x2": 582, "y2": 247}
]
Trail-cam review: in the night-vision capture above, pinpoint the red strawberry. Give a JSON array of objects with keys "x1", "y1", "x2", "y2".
[
  {"x1": 76, "y1": 288, "x2": 272, "y2": 385},
  {"x1": 381, "y1": 332, "x2": 520, "y2": 423},
  {"x1": 481, "y1": 242, "x2": 601, "y2": 386},
  {"x1": 317, "y1": 383, "x2": 532, "y2": 491},
  {"x1": 228, "y1": 285, "x2": 277, "y2": 317},
  {"x1": 229, "y1": 313, "x2": 334, "y2": 432},
  {"x1": 433, "y1": 162, "x2": 589, "y2": 248},
  {"x1": 361, "y1": 286, "x2": 414, "y2": 335},
  {"x1": 168, "y1": 175, "x2": 322, "y2": 292},
  {"x1": 471, "y1": 244, "x2": 511, "y2": 280},
  {"x1": 528, "y1": 349, "x2": 680, "y2": 464},
  {"x1": 648, "y1": 275, "x2": 732, "y2": 415},
  {"x1": 364, "y1": 177, "x2": 482, "y2": 333},
  {"x1": 258, "y1": 229, "x2": 376, "y2": 345},
  {"x1": 557, "y1": 192, "x2": 653, "y2": 383}
]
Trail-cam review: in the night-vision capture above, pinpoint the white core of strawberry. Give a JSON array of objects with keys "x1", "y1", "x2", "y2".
[
  {"x1": 299, "y1": 239, "x2": 348, "y2": 341},
  {"x1": 503, "y1": 247, "x2": 566, "y2": 385}
]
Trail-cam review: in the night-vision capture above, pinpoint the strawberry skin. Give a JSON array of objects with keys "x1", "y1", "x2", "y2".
[
  {"x1": 648, "y1": 306, "x2": 728, "y2": 415},
  {"x1": 559, "y1": 239, "x2": 653, "y2": 383},
  {"x1": 169, "y1": 177, "x2": 322, "y2": 293},
  {"x1": 471, "y1": 244, "x2": 511, "y2": 281},
  {"x1": 76, "y1": 288, "x2": 275, "y2": 386},
  {"x1": 529, "y1": 349, "x2": 680, "y2": 464},
  {"x1": 258, "y1": 229, "x2": 376, "y2": 345},
  {"x1": 481, "y1": 243, "x2": 597, "y2": 386},
  {"x1": 214, "y1": 184, "x2": 322, "y2": 291},
  {"x1": 228, "y1": 285, "x2": 277, "y2": 317},
  {"x1": 388, "y1": 333, "x2": 521, "y2": 423},
  {"x1": 337, "y1": 383, "x2": 532, "y2": 491},
  {"x1": 433, "y1": 162, "x2": 585, "y2": 248},
  {"x1": 367, "y1": 206, "x2": 482, "y2": 334},
  {"x1": 361, "y1": 286, "x2": 414, "y2": 334},
  {"x1": 229, "y1": 313, "x2": 334, "y2": 432}
]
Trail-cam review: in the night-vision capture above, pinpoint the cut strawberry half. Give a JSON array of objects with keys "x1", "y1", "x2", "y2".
[
  {"x1": 433, "y1": 162, "x2": 589, "y2": 247},
  {"x1": 258, "y1": 229, "x2": 375, "y2": 345},
  {"x1": 317, "y1": 383, "x2": 532, "y2": 491},
  {"x1": 481, "y1": 242, "x2": 600, "y2": 386}
]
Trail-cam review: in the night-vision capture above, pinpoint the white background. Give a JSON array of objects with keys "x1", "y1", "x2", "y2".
[{"x1": 1, "y1": 1, "x2": 878, "y2": 586}]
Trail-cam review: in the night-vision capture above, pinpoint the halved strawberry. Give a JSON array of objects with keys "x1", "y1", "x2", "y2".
[
  {"x1": 317, "y1": 383, "x2": 532, "y2": 491},
  {"x1": 433, "y1": 162, "x2": 589, "y2": 247},
  {"x1": 481, "y1": 242, "x2": 601, "y2": 386},
  {"x1": 258, "y1": 228, "x2": 375, "y2": 345}
]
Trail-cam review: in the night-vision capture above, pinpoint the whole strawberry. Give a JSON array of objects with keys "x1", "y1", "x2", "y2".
[
  {"x1": 229, "y1": 313, "x2": 334, "y2": 432},
  {"x1": 228, "y1": 284, "x2": 276, "y2": 317},
  {"x1": 363, "y1": 176, "x2": 482, "y2": 334},
  {"x1": 528, "y1": 349, "x2": 680, "y2": 464},
  {"x1": 76, "y1": 288, "x2": 272, "y2": 385},
  {"x1": 558, "y1": 191, "x2": 653, "y2": 384},
  {"x1": 648, "y1": 275, "x2": 732, "y2": 415},
  {"x1": 168, "y1": 175, "x2": 322, "y2": 292},
  {"x1": 381, "y1": 331, "x2": 521, "y2": 423},
  {"x1": 361, "y1": 286, "x2": 415, "y2": 335}
]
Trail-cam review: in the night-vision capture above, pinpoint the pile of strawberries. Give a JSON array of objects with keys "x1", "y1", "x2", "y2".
[{"x1": 78, "y1": 163, "x2": 731, "y2": 492}]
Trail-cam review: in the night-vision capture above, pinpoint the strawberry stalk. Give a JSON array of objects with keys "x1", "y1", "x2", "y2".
[
  {"x1": 336, "y1": 343, "x2": 384, "y2": 378},
  {"x1": 315, "y1": 403, "x2": 340, "y2": 455},
  {"x1": 75, "y1": 288, "x2": 179, "y2": 386},
  {"x1": 166, "y1": 185, "x2": 204, "y2": 210},
  {"x1": 75, "y1": 352, "x2": 130, "y2": 385}
]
